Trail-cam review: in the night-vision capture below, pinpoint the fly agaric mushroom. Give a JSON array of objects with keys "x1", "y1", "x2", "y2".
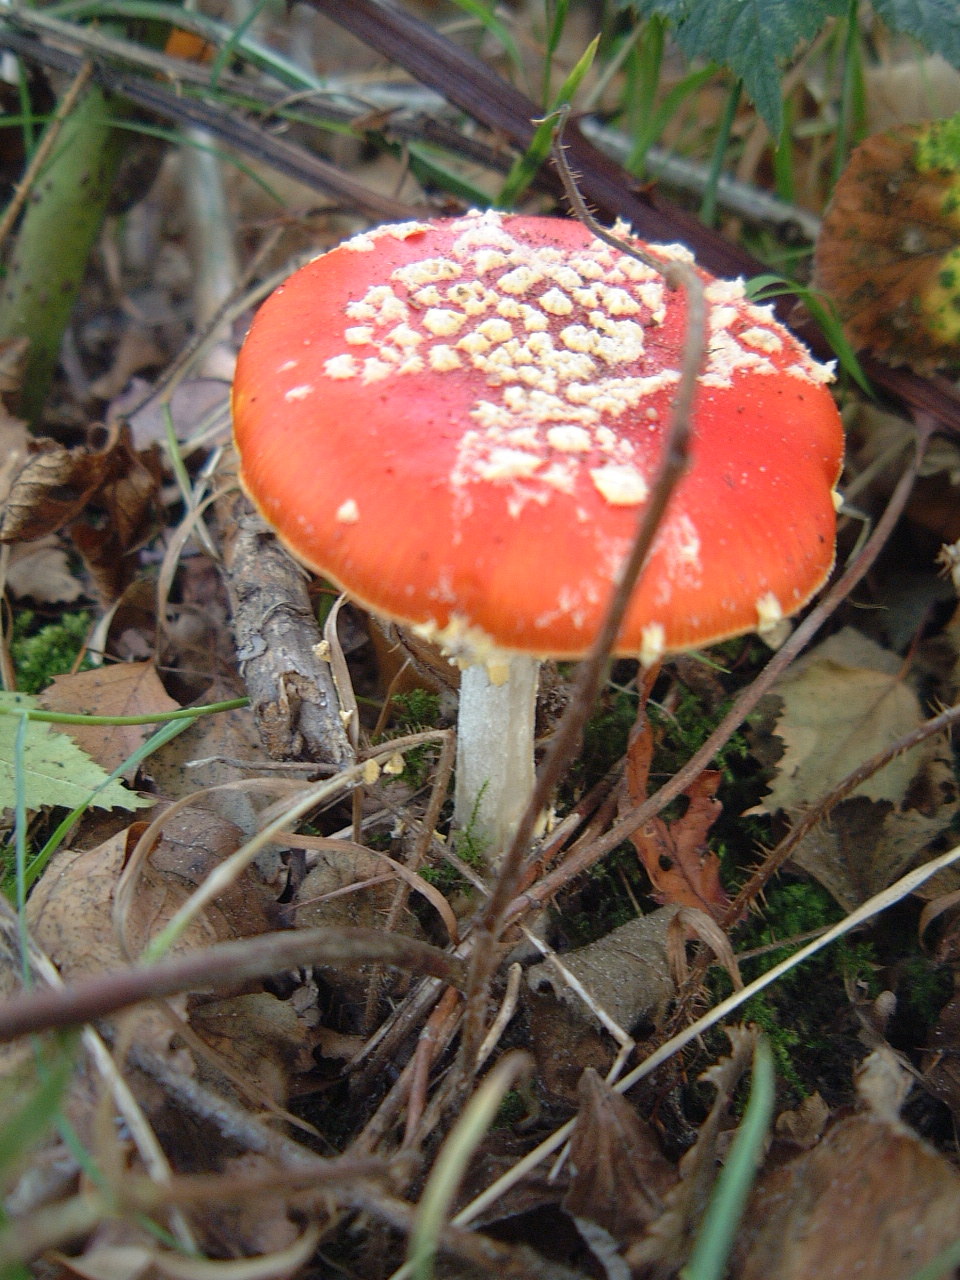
[{"x1": 233, "y1": 210, "x2": 844, "y2": 858}]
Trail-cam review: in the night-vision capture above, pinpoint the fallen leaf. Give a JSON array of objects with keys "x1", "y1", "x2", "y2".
[
  {"x1": 188, "y1": 991, "x2": 316, "y2": 1103},
  {"x1": 754, "y1": 628, "x2": 926, "y2": 813},
  {"x1": 922, "y1": 991, "x2": 960, "y2": 1122},
  {"x1": 0, "y1": 691, "x2": 148, "y2": 813},
  {"x1": 627, "y1": 1026, "x2": 759, "y2": 1275},
  {"x1": 814, "y1": 115, "x2": 960, "y2": 372},
  {"x1": 787, "y1": 748, "x2": 959, "y2": 910},
  {"x1": 0, "y1": 422, "x2": 162, "y2": 602},
  {"x1": 87, "y1": 326, "x2": 164, "y2": 402},
  {"x1": 775, "y1": 1091, "x2": 830, "y2": 1149},
  {"x1": 39, "y1": 662, "x2": 179, "y2": 776},
  {"x1": 563, "y1": 1069, "x2": 677, "y2": 1245},
  {"x1": 865, "y1": 55, "x2": 960, "y2": 132},
  {"x1": 5, "y1": 536, "x2": 83, "y2": 604},
  {"x1": 731, "y1": 1051, "x2": 960, "y2": 1280},
  {"x1": 626, "y1": 706, "x2": 729, "y2": 917}
]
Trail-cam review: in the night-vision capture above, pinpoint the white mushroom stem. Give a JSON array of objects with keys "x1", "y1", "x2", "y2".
[{"x1": 454, "y1": 655, "x2": 541, "y2": 861}]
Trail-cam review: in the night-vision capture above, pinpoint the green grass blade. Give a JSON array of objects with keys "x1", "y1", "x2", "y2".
[
  {"x1": 681, "y1": 1037, "x2": 775, "y2": 1280},
  {"x1": 496, "y1": 34, "x2": 599, "y2": 208},
  {"x1": 448, "y1": 0, "x2": 525, "y2": 86}
]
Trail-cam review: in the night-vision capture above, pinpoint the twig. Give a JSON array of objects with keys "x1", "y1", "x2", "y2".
[
  {"x1": 506, "y1": 417, "x2": 935, "y2": 923},
  {"x1": 454, "y1": 838, "x2": 960, "y2": 1229},
  {"x1": 0, "y1": 58, "x2": 92, "y2": 256},
  {"x1": 0, "y1": 927, "x2": 468, "y2": 1043},
  {"x1": 456, "y1": 110, "x2": 708, "y2": 1084}
]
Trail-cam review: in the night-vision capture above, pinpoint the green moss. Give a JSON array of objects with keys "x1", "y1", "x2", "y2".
[
  {"x1": 11, "y1": 610, "x2": 91, "y2": 694},
  {"x1": 897, "y1": 953, "x2": 953, "y2": 1027},
  {"x1": 916, "y1": 113, "x2": 960, "y2": 174},
  {"x1": 382, "y1": 688, "x2": 443, "y2": 786},
  {"x1": 391, "y1": 688, "x2": 441, "y2": 729},
  {"x1": 712, "y1": 881, "x2": 876, "y2": 1103}
]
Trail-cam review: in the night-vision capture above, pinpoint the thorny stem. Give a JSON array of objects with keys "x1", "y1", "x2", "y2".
[
  {"x1": 666, "y1": 661, "x2": 960, "y2": 1027},
  {"x1": 455, "y1": 107, "x2": 708, "y2": 1084},
  {"x1": 505, "y1": 417, "x2": 934, "y2": 924}
]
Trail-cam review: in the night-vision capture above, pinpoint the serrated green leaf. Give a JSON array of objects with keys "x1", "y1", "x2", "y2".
[
  {"x1": 872, "y1": 0, "x2": 960, "y2": 70},
  {"x1": 0, "y1": 693, "x2": 148, "y2": 813},
  {"x1": 624, "y1": 0, "x2": 843, "y2": 135}
]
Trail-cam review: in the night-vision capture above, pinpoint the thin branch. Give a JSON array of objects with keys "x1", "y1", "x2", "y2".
[
  {"x1": 0, "y1": 927, "x2": 468, "y2": 1042},
  {"x1": 456, "y1": 111, "x2": 708, "y2": 1082},
  {"x1": 506, "y1": 417, "x2": 935, "y2": 922}
]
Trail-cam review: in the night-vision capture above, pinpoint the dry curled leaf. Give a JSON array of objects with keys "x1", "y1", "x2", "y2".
[
  {"x1": 563, "y1": 1069, "x2": 678, "y2": 1247},
  {"x1": 814, "y1": 114, "x2": 960, "y2": 372},
  {"x1": 731, "y1": 1051, "x2": 960, "y2": 1280},
  {"x1": 39, "y1": 662, "x2": 179, "y2": 776},
  {"x1": 0, "y1": 422, "x2": 161, "y2": 601},
  {"x1": 626, "y1": 710, "x2": 729, "y2": 918}
]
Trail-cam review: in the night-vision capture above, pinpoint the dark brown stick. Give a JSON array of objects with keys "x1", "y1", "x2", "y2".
[
  {"x1": 0, "y1": 927, "x2": 467, "y2": 1043},
  {"x1": 305, "y1": 0, "x2": 960, "y2": 439},
  {"x1": 453, "y1": 122, "x2": 708, "y2": 1082}
]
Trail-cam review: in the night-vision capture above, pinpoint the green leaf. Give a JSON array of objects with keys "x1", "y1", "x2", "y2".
[
  {"x1": 496, "y1": 34, "x2": 600, "y2": 207},
  {"x1": 0, "y1": 693, "x2": 148, "y2": 813},
  {"x1": 625, "y1": 0, "x2": 843, "y2": 135},
  {"x1": 872, "y1": 0, "x2": 960, "y2": 69}
]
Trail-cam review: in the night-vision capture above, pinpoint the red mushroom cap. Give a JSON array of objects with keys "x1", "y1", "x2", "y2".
[{"x1": 233, "y1": 212, "x2": 844, "y2": 660}]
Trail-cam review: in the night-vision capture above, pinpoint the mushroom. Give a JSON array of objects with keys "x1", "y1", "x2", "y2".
[{"x1": 233, "y1": 210, "x2": 845, "y2": 859}]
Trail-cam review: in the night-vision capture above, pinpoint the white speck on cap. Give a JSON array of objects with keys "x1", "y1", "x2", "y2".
[
  {"x1": 639, "y1": 622, "x2": 665, "y2": 667},
  {"x1": 540, "y1": 287, "x2": 574, "y2": 316},
  {"x1": 755, "y1": 592, "x2": 783, "y2": 633},
  {"x1": 336, "y1": 498, "x2": 359, "y2": 523},
  {"x1": 546, "y1": 425, "x2": 592, "y2": 453},
  {"x1": 345, "y1": 326, "x2": 373, "y2": 346},
  {"x1": 392, "y1": 257, "x2": 462, "y2": 288},
  {"x1": 423, "y1": 308, "x2": 467, "y2": 337},
  {"x1": 590, "y1": 463, "x2": 649, "y2": 506},
  {"x1": 323, "y1": 356, "x2": 357, "y2": 380},
  {"x1": 475, "y1": 448, "x2": 542, "y2": 481}
]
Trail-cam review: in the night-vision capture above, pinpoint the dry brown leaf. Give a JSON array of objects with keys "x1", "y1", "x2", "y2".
[
  {"x1": 293, "y1": 847, "x2": 425, "y2": 1009},
  {"x1": 788, "y1": 748, "x2": 959, "y2": 910},
  {"x1": 0, "y1": 438, "x2": 115, "y2": 544},
  {"x1": 731, "y1": 1052, "x2": 960, "y2": 1280},
  {"x1": 188, "y1": 991, "x2": 316, "y2": 1103},
  {"x1": 755, "y1": 628, "x2": 926, "y2": 813},
  {"x1": 145, "y1": 678, "x2": 272, "y2": 845},
  {"x1": 774, "y1": 1092, "x2": 830, "y2": 1149},
  {"x1": 627, "y1": 1026, "x2": 759, "y2": 1276},
  {"x1": 39, "y1": 662, "x2": 179, "y2": 776},
  {"x1": 0, "y1": 423, "x2": 161, "y2": 601},
  {"x1": 813, "y1": 120, "x2": 960, "y2": 372},
  {"x1": 626, "y1": 710, "x2": 729, "y2": 917},
  {"x1": 88, "y1": 326, "x2": 164, "y2": 402},
  {"x1": 922, "y1": 991, "x2": 960, "y2": 1123},
  {"x1": 563, "y1": 1069, "x2": 677, "y2": 1246},
  {"x1": 5, "y1": 535, "x2": 83, "y2": 603}
]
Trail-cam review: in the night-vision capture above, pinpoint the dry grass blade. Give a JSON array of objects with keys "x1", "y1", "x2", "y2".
[{"x1": 455, "y1": 840, "x2": 960, "y2": 1229}]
